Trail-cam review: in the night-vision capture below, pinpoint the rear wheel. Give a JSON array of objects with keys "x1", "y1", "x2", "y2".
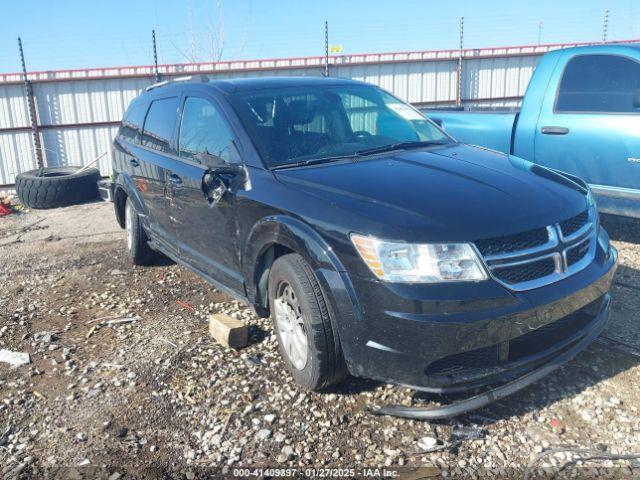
[
  {"x1": 125, "y1": 199, "x2": 155, "y2": 265},
  {"x1": 268, "y1": 253, "x2": 347, "y2": 390}
]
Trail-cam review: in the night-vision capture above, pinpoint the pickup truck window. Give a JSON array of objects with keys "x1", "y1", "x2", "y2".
[
  {"x1": 141, "y1": 97, "x2": 180, "y2": 153},
  {"x1": 229, "y1": 84, "x2": 450, "y2": 168},
  {"x1": 556, "y1": 54, "x2": 640, "y2": 114},
  {"x1": 178, "y1": 97, "x2": 236, "y2": 164}
]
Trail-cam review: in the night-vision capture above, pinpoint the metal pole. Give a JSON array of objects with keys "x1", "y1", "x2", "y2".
[
  {"x1": 456, "y1": 17, "x2": 464, "y2": 108},
  {"x1": 602, "y1": 10, "x2": 609, "y2": 43},
  {"x1": 18, "y1": 37, "x2": 44, "y2": 169},
  {"x1": 152, "y1": 29, "x2": 160, "y2": 82},
  {"x1": 538, "y1": 21, "x2": 543, "y2": 45},
  {"x1": 324, "y1": 20, "x2": 329, "y2": 77}
]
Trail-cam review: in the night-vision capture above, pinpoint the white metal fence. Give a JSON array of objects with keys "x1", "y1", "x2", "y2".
[{"x1": 0, "y1": 39, "x2": 636, "y2": 185}]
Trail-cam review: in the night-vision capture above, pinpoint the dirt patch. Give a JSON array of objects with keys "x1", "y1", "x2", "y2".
[{"x1": 1, "y1": 203, "x2": 639, "y2": 478}]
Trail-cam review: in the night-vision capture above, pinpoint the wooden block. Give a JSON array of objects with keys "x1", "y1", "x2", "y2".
[{"x1": 209, "y1": 314, "x2": 248, "y2": 349}]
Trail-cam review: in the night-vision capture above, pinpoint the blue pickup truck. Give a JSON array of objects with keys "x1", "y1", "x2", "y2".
[{"x1": 424, "y1": 44, "x2": 640, "y2": 218}]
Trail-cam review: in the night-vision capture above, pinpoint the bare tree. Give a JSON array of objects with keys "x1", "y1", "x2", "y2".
[
  {"x1": 168, "y1": 0, "x2": 226, "y2": 63},
  {"x1": 204, "y1": 0, "x2": 225, "y2": 62}
]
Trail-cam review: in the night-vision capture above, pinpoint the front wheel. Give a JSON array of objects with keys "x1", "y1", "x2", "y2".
[
  {"x1": 268, "y1": 253, "x2": 347, "y2": 390},
  {"x1": 125, "y1": 198, "x2": 155, "y2": 265}
]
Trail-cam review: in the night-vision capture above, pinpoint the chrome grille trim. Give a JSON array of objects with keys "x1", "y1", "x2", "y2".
[
  {"x1": 559, "y1": 217, "x2": 593, "y2": 243},
  {"x1": 475, "y1": 207, "x2": 597, "y2": 291},
  {"x1": 483, "y1": 226, "x2": 558, "y2": 262}
]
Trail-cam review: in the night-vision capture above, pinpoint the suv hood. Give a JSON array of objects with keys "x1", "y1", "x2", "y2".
[{"x1": 273, "y1": 144, "x2": 589, "y2": 242}]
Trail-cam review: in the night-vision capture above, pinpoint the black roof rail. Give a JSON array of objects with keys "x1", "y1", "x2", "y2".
[{"x1": 145, "y1": 74, "x2": 209, "y2": 92}]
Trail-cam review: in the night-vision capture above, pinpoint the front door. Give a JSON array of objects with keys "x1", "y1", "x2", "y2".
[
  {"x1": 169, "y1": 95, "x2": 244, "y2": 295},
  {"x1": 534, "y1": 53, "x2": 640, "y2": 197}
]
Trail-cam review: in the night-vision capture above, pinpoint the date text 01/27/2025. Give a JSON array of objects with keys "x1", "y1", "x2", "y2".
[{"x1": 232, "y1": 468, "x2": 403, "y2": 477}]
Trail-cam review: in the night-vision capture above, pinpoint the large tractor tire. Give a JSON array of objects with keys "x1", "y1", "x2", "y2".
[{"x1": 15, "y1": 166, "x2": 100, "y2": 209}]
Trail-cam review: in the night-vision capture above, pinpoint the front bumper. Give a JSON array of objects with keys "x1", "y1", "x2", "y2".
[
  {"x1": 373, "y1": 293, "x2": 611, "y2": 420},
  {"x1": 338, "y1": 240, "x2": 617, "y2": 393}
]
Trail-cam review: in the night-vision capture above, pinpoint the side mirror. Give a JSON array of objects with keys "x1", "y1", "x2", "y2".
[
  {"x1": 194, "y1": 151, "x2": 242, "y2": 175},
  {"x1": 431, "y1": 118, "x2": 445, "y2": 130}
]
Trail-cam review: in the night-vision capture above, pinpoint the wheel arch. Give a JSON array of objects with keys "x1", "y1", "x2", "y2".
[
  {"x1": 244, "y1": 216, "x2": 362, "y2": 374},
  {"x1": 112, "y1": 173, "x2": 148, "y2": 229},
  {"x1": 244, "y1": 216, "x2": 358, "y2": 317},
  {"x1": 113, "y1": 186, "x2": 127, "y2": 228}
]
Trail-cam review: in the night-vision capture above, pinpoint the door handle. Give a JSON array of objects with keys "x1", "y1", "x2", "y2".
[
  {"x1": 128, "y1": 158, "x2": 140, "y2": 167},
  {"x1": 168, "y1": 173, "x2": 183, "y2": 185},
  {"x1": 541, "y1": 126, "x2": 570, "y2": 135}
]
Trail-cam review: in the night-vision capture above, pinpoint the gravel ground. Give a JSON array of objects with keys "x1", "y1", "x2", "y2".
[{"x1": 1, "y1": 201, "x2": 640, "y2": 479}]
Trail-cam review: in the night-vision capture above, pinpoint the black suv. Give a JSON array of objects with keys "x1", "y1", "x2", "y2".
[{"x1": 112, "y1": 76, "x2": 617, "y2": 418}]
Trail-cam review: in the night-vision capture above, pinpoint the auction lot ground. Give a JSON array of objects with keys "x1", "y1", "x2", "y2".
[{"x1": 1, "y1": 201, "x2": 640, "y2": 478}]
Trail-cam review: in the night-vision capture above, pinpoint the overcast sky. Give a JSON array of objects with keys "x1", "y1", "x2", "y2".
[{"x1": 1, "y1": 0, "x2": 639, "y2": 73}]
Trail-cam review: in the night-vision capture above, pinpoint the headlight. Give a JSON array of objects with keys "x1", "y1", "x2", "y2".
[{"x1": 351, "y1": 234, "x2": 488, "y2": 283}]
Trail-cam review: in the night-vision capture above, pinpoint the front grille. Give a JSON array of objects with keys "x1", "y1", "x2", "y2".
[
  {"x1": 424, "y1": 297, "x2": 603, "y2": 379},
  {"x1": 473, "y1": 208, "x2": 595, "y2": 290},
  {"x1": 559, "y1": 210, "x2": 589, "y2": 238},
  {"x1": 474, "y1": 227, "x2": 549, "y2": 257},
  {"x1": 566, "y1": 238, "x2": 591, "y2": 266},
  {"x1": 492, "y1": 257, "x2": 556, "y2": 285}
]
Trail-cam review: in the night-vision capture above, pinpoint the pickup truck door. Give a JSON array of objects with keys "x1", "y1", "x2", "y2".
[
  {"x1": 534, "y1": 53, "x2": 640, "y2": 201},
  {"x1": 168, "y1": 94, "x2": 244, "y2": 295}
]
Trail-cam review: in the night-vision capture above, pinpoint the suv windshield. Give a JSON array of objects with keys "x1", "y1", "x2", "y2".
[{"x1": 228, "y1": 84, "x2": 452, "y2": 168}]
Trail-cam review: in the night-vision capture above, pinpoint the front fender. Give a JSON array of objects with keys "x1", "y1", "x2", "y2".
[
  {"x1": 243, "y1": 215, "x2": 363, "y2": 372},
  {"x1": 245, "y1": 215, "x2": 343, "y2": 275}
]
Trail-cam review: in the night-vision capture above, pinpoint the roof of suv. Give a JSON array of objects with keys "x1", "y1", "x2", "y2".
[{"x1": 147, "y1": 75, "x2": 368, "y2": 95}]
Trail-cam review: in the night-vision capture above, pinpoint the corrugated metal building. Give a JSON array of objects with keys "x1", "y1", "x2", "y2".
[{"x1": 0, "y1": 39, "x2": 633, "y2": 185}]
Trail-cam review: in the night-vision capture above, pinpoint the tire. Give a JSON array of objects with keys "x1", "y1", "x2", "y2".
[
  {"x1": 15, "y1": 166, "x2": 100, "y2": 209},
  {"x1": 125, "y1": 198, "x2": 155, "y2": 265},
  {"x1": 268, "y1": 253, "x2": 347, "y2": 390}
]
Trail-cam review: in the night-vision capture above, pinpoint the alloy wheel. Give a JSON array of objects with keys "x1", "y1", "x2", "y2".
[{"x1": 273, "y1": 281, "x2": 309, "y2": 370}]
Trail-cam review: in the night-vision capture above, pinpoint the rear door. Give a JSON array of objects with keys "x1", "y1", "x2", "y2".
[
  {"x1": 133, "y1": 95, "x2": 181, "y2": 248},
  {"x1": 169, "y1": 94, "x2": 244, "y2": 294},
  {"x1": 534, "y1": 53, "x2": 640, "y2": 194}
]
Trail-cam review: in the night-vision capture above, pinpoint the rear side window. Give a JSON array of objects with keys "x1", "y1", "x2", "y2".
[
  {"x1": 178, "y1": 97, "x2": 237, "y2": 164},
  {"x1": 142, "y1": 97, "x2": 180, "y2": 152},
  {"x1": 556, "y1": 55, "x2": 640, "y2": 113},
  {"x1": 120, "y1": 102, "x2": 147, "y2": 144}
]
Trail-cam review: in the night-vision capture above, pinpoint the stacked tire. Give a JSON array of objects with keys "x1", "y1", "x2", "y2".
[{"x1": 15, "y1": 166, "x2": 100, "y2": 209}]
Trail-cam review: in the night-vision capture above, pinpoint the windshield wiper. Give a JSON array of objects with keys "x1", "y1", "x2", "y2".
[
  {"x1": 271, "y1": 140, "x2": 449, "y2": 170},
  {"x1": 272, "y1": 153, "x2": 361, "y2": 170},
  {"x1": 356, "y1": 140, "x2": 448, "y2": 156}
]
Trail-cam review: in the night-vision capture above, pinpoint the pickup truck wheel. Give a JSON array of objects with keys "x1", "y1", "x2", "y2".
[
  {"x1": 268, "y1": 253, "x2": 347, "y2": 391},
  {"x1": 125, "y1": 199, "x2": 155, "y2": 265}
]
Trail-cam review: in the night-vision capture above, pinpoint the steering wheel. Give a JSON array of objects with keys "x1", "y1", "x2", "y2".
[{"x1": 352, "y1": 131, "x2": 373, "y2": 141}]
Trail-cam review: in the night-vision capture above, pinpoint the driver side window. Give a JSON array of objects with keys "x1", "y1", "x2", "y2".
[{"x1": 178, "y1": 97, "x2": 238, "y2": 164}]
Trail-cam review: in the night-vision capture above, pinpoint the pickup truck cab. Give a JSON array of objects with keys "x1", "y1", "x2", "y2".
[
  {"x1": 425, "y1": 44, "x2": 640, "y2": 218},
  {"x1": 112, "y1": 76, "x2": 617, "y2": 418}
]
